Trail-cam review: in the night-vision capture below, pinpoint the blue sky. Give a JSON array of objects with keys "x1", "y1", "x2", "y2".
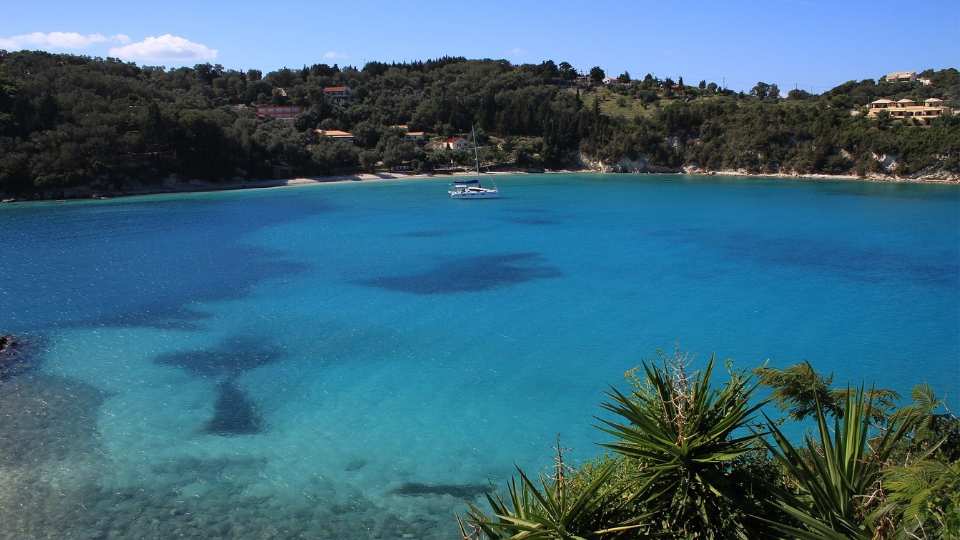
[{"x1": 2, "y1": 0, "x2": 957, "y2": 92}]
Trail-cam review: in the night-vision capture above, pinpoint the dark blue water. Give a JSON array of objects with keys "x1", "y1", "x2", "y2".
[{"x1": 1, "y1": 174, "x2": 958, "y2": 538}]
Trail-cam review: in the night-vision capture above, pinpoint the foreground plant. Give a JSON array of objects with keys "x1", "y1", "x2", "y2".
[
  {"x1": 761, "y1": 387, "x2": 920, "y2": 539},
  {"x1": 596, "y1": 353, "x2": 768, "y2": 537},
  {"x1": 459, "y1": 353, "x2": 957, "y2": 539},
  {"x1": 460, "y1": 443, "x2": 638, "y2": 539},
  {"x1": 873, "y1": 384, "x2": 960, "y2": 538},
  {"x1": 754, "y1": 361, "x2": 899, "y2": 423}
]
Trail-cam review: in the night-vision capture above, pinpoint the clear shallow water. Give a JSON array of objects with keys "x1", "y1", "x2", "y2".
[{"x1": 1, "y1": 174, "x2": 958, "y2": 538}]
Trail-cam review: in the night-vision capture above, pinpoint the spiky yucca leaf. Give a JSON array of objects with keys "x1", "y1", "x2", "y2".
[
  {"x1": 761, "y1": 387, "x2": 919, "y2": 538},
  {"x1": 463, "y1": 462, "x2": 640, "y2": 539},
  {"x1": 596, "y1": 356, "x2": 766, "y2": 535}
]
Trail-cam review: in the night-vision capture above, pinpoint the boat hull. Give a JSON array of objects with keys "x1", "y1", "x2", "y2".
[{"x1": 448, "y1": 189, "x2": 499, "y2": 199}]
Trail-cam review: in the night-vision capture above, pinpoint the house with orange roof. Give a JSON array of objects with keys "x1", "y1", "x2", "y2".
[
  {"x1": 314, "y1": 129, "x2": 355, "y2": 143},
  {"x1": 323, "y1": 86, "x2": 352, "y2": 105}
]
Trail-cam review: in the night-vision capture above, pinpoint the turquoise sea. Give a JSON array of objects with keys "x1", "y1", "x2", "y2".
[{"x1": 1, "y1": 173, "x2": 958, "y2": 539}]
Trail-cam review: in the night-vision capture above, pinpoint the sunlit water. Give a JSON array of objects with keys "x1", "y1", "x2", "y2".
[{"x1": 1, "y1": 174, "x2": 958, "y2": 539}]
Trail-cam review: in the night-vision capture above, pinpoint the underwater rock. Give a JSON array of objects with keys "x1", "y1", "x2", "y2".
[
  {"x1": 154, "y1": 335, "x2": 286, "y2": 378},
  {"x1": 0, "y1": 334, "x2": 14, "y2": 353},
  {"x1": 344, "y1": 458, "x2": 367, "y2": 472},
  {"x1": 0, "y1": 374, "x2": 107, "y2": 467},
  {"x1": 202, "y1": 379, "x2": 263, "y2": 436},
  {"x1": 0, "y1": 465, "x2": 462, "y2": 539},
  {"x1": 357, "y1": 252, "x2": 562, "y2": 295},
  {"x1": 389, "y1": 482, "x2": 491, "y2": 499},
  {"x1": 0, "y1": 334, "x2": 31, "y2": 380}
]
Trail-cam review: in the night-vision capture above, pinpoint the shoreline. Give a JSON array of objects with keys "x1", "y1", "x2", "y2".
[
  {"x1": 680, "y1": 168, "x2": 960, "y2": 185},
  {"x1": 2, "y1": 168, "x2": 957, "y2": 204}
]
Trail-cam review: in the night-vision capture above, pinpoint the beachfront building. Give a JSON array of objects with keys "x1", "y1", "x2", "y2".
[
  {"x1": 386, "y1": 124, "x2": 427, "y2": 144},
  {"x1": 315, "y1": 129, "x2": 355, "y2": 143},
  {"x1": 883, "y1": 71, "x2": 917, "y2": 83},
  {"x1": 866, "y1": 97, "x2": 953, "y2": 124},
  {"x1": 255, "y1": 105, "x2": 302, "y2": 121},
  {"x1": 443, "y1": 137, "x2": 470, "y2": 151},
  {"x1": 323, "y1": 86, "x2": 352, "y2": 105}
]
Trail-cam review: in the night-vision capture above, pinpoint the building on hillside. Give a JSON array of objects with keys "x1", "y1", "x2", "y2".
[
  {"x1": 883, "y1": 71, "x2": 917, "y2": 83},
  {"x1": 866, "y1": 97, "x2": 953, "y2": 124},
  {"x1": 867, "y1": 98, "x2": 895, "y2": 110},
  {"x1": 918, "y1": 77, "x2": 932, "y2": 86},
  {"x1": 443, "y1": 137, "x2": 470, "y2": 151},
  {"x1": 314, "y1": 129, "x2": 355, "y2": 143},
  {"x1": 323, "y1": 86, "x2": 352, "y2": 105},
  {"x1": 403, "y1": 131, "x2": 426, "y2": 143},
  {"x1": 255, "y1": 105, "x2": 302, "y2": 120}
]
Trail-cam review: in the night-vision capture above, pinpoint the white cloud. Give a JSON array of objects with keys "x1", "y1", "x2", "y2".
[
  {"x1": 322, "y1": 51, "x2": 349, "y2": 60},
  {"x1": 506, "y1": 47, "x2": 527, "y2": 56},
  {"x1": 0, "y1": 31, "x2": 129, "y2": 50},
  {"x1": 108, "y1": 34, "x2": 217, "y2": 62}
]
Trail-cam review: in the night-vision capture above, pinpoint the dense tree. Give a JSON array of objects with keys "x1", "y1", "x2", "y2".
[
  {"x1": 589, "y1": 66, "x2": 606, "y2": 83},
  {"x1": 751, "y1": 81, "x2": 780, "y2": 100},
  {"x1": 557, "y1": 61, "x2": 577, "y2": 80}
]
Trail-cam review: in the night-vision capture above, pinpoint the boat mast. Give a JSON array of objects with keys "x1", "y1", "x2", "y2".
[{"x1": 471, "y1": 125, "x2": 481, "y2": 176}]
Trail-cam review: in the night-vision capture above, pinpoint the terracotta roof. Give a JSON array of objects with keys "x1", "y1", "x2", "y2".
[
  {"x1": 925, "y1": 97, "x2": 943, "y2": 102},
  {"x1": 323, "y1": 86, "x2": 349, "y2": 93},
  {"x1": 897, "y1": 98, "x2": 915, "y2": 103},
  {"x1": 871, "y1": 99, "x2": 894, "y2": 104}
]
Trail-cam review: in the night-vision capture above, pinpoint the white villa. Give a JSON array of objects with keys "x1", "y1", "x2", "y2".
[{"x1": 883, "y1": 71, "x2": 917, "y2": 83}]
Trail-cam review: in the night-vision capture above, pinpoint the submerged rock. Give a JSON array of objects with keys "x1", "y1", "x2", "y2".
[
  {"x1": 344, "y1": 458, "x2": 367, "y2": 472},
  {"x1": 389, "y1": 482, "x2": 491, "y2": 499},
  {"x1": 154, "y1": 335, "x2": 285, "y2": 378},
  {"x1": 0, "y1": 373, "x2": 107, "y2": 467},
  {"x1": 202, "y1": 379, "x2": 263, "y2": 436},
  {"x1": 0, "y1": 334, "x2": 34, "y2": 380}
]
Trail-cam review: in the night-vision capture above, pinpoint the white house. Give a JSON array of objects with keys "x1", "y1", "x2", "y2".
[{"x1": 444, "y1": 137, "x2": 470, "y2": 151}]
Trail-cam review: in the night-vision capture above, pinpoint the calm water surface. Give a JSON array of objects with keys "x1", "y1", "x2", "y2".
[{"x1": 1, "y1": 174, "x2": 958, "y2": 538}]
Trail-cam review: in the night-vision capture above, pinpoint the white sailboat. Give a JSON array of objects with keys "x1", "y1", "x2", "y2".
[{"x1": 448, "y1": 126, "x2": 499, "y2": 199}]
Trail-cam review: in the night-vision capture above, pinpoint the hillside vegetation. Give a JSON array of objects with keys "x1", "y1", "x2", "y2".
[{"x1": 1, "y1": 51, "x2": 958, "y2": 197}]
